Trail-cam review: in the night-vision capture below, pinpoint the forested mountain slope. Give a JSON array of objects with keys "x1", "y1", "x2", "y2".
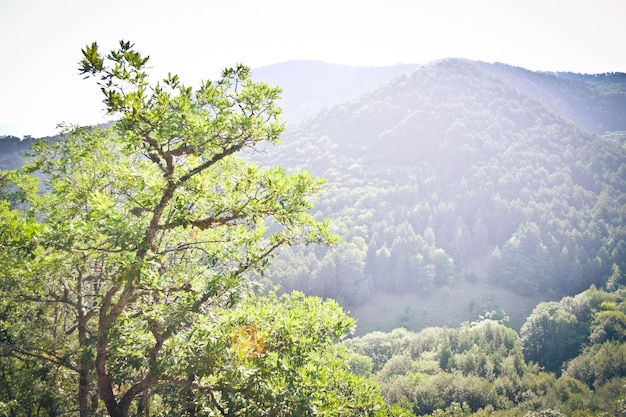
[
  {"x1": 3, "y1": 55, "x2": 625, "y2": 417},
  {"x1": 473, "y1": 60, "x2": 626, "y2": 134},
  {"x1": 252, "y1": 59, "x2": 626, "y2": 332},
  {"x1": 0, "y1": 135, "x2": 35, "y2": 170}
]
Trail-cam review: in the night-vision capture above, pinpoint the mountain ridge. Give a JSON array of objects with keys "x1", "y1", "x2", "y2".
[{"x1": 252, "y1": 58, "x2": 626, "y2": 135}]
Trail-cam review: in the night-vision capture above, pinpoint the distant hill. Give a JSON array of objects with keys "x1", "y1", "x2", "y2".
[
  {"x1": 253, "y1": 59, "x2": 626, "y2": 134},
  {"x1": 0, "y1": 135, "x2": 36, "y2": 170},
  {"x1": 473, "y1": 60, "x2": 626, "y2": 134}
]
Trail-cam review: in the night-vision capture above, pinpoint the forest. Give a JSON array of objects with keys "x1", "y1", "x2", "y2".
[
  {"x1": 252, "y1": 59, "x2": 626, "y2": 332},
  {"x1": 342, "y1": 284, "x2": 626, "y2": 416},
  {"x1": 1, "y1": 49, "x2": 626, "y2": 416}
]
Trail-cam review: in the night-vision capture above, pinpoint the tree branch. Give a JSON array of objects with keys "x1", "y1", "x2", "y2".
[
  {"x1": 7, "y1": 347, "x2": 80, "y2": 373},
  {"x1": 117, "y1": 326, "x2": 170, "y2": 415},
  {"x1": 178, "y1": 139, "x2": 247, "y2": 185}
]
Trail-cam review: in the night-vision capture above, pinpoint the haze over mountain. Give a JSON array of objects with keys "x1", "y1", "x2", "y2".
[
  {"x1": 472, "y1": 61, "x2": 626, "y2": 134},
  {"x1": 254, "y1": 59, "x2": 626, "y2": 133}
]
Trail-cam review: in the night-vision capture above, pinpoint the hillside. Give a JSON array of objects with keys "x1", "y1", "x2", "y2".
[
  {"x1": 0, "y1": 135, "x2": 34, "y2": 170},
  {"x1": 474, "y1": 61, "x2": 626, "y2": 134},
  {"x1": 2, "y1": 58, "x2": 625, "y2": 417},
  {"x1": 252, "y1": 59, "x2": 626, "y2": 333}
]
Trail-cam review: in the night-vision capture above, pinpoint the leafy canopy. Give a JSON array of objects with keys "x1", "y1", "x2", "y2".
[{"x1": 0, "y1": 41, "x2": 395, "y2": 417}]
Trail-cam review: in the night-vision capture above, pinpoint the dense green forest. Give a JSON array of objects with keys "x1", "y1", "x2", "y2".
[
  {"x1": 1, "y1": 57, "x2": 626, "y2": 416},
  {"x1": 254, "y1": 59, "x2": 626, "y2": 415},
  {"x1": 342, "y1": 285, "x2": 626, "y2": 416},
  {"x1": 252, "y1": 59, "x2": 626, "y2": 332},
  {"x1": 0, "y1": 44, "x2": 397, "y2": 417}
]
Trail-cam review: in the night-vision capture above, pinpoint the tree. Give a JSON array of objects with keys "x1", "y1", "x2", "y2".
[
  {"x1": 565, "y1": 341, "x2": 626, "y2": 387},
  {"x1": 149, "y1": 291, "x2": 391, "y2": 416},
  {"x1": 0, "y1": 41, "x2": 390, "y2": 417},
  {"x1": 520, "y1": 302, "x2": 584, "y2": 374}
]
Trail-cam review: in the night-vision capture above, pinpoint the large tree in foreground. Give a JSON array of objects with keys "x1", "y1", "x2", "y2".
[{"x1": 0, "y1": 41, "x2": 395, "y2": 417}]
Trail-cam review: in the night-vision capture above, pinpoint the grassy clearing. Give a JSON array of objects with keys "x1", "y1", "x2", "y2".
[{"x1": 349, "y1": 280, "x2": 556, "y2": 336}]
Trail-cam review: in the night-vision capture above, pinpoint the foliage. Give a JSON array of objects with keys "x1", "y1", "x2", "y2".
[
  {"x1": 520, "y1": 286, "x2": 626, "y2": 375},
  {"x1": 344, "y1": 320, "x2": 527, "y2": 415},
  {"x1": 344, "y1": 286, "x2": 626, "y2": 416},
  {"x1": 520, "y1": 302, "x2": 585, "y2": 374},
  {"x1": 147, "y1": 291, "x2": 395, "y2": 416},
  {"x1": 565, "y1": 341, "x2": 626, "y2": 387},
  {"x1": 252, "y1": 59, "x2": 626, "y2": 333},
  {"x1": 0, "y1": 41, "x2": 393, "y2": 417}
]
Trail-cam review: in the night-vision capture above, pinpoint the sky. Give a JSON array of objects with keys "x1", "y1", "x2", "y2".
[{"x1": 1, "y1": 0, "x2": 625, "y2": 138}]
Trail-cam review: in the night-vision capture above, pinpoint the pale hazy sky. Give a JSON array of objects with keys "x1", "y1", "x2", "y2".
[{"x1": 1, "y1": 0, "x2": 624, "y2": 138}]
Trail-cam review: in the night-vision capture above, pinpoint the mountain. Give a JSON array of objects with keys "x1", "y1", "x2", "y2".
[
  {"x1": 0, "y1": 135, "x2": 36, "y2": 170},
  {"x1": 253, "y1": 59, "x2": 626, "y2": 134},
  {"x1": 251, "y1": 59, "x2": 626, "y2": 333},
  {"x1": 473, "y1": 60, "x2": 626, "y2": 134}
]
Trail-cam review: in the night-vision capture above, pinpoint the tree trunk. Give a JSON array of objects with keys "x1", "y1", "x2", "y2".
[
  {"x1": 78, "y1": 365, "x2": 91, "y2": 417},
  {"x1": 184, "y1": 374, "x2": 196, "y2": 417},
  {"x1": 136, "y1": 390, "x2": 150, "y2": 417},
  {"x1": 77, "y1": 272, "x2": 92, "y2": 417}
]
